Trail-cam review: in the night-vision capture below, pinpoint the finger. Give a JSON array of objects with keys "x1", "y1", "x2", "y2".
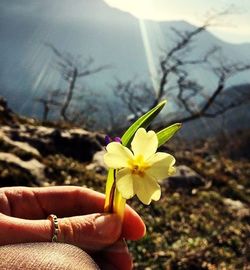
[
  {"x1": 0, "y1": 213, "x2": 121, "y2": 251},
  {"x1": 59, "y1": 213, "x2": 122, "y2": 251},
  {"x1": 98, "y1": 239, "x2": 133, "y2": 270},
  {"x1": 0, "y1": 186, "x2": 104, "y2": 218},
  {"x1": 1, "y1": 186, "x2": 146, "y2": 241},
  {"x1": 123, "y1": 206, "x2": 146, "y2": 241}
]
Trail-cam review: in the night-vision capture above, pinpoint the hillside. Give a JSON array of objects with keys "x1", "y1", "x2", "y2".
[
  {"x1": 0, "y1": 0, "x2": 250, "y2": 119},
  {"x1": 0, "y1": 96, "x2": 249, "y2": 269}
]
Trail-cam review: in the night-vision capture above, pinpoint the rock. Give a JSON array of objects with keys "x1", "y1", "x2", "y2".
[
  {"x1": 165, "y1": 165, "x2": 207, "y2": 190},
  {"x1": 0, "y1": 96, "x2": 107, "y2": 186},
  {"x1": 86, "y1": 150, "x2": 106, "y2": 174},
  {"x1": 223, "y1": 198, "x2": 250, "y2": 219},
  {"x1": 52, "y1": 128, "x2": 103, "y2": 162},
  {"x1": 0, "y1": 130, "x2": 40, "y2": 157},
  {"x1": 0, "y1": 124, "x2": 103, "y2": 162},
  {"x1": 0, "y1": 152, "x2": 45, "y2": 186}
]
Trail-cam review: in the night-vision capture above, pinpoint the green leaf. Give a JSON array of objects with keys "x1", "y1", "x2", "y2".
[
  {"x1": 157, "y1": 123, "x2": 182, "y2": 147},
  {"x1": 121, "y1": 100, "x2": 167, "y2": 147}
]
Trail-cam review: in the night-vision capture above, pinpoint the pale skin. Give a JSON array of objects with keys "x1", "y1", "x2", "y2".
[{"x1": 0, "y1": 186, "x2": 146, "y2": 270}]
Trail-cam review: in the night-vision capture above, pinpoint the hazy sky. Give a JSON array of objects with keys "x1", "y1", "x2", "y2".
[{"x1": 104, "y1": 0, "x2": 250, "y2": 43}]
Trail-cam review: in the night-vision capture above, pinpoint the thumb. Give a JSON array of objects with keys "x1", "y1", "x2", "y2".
[{"x1": 58, "y1": 213, "x2": 122, "y2": 251}]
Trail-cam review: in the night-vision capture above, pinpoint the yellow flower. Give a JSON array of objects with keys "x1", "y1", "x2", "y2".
[{"x1": 104, "y1": 128, "x2": 176, "y2": 205}]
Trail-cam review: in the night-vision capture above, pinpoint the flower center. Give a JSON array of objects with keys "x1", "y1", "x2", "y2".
[{"x1": 128, "y1": 155, "x2": 150, "y2": 177}]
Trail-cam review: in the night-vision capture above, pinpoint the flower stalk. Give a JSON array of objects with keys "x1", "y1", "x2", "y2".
[{"x1": 104, "y1": 169, "x2": 126, "y2": 220}]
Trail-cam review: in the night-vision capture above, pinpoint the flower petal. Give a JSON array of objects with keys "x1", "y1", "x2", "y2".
[
  {"x1": 116, "y1": 168, "x2": 135, "y2": 199},
  {"x1": 133, "y1": 174, "x2": 161, "y2": 205},
  {"x1": 104, "y1": 142, "x2": 134, "y2": 169},
  {"x1": 146, "y1": 152, "x2": 176, "y2": 181},
  {"x1": 131, "y1": 128, "x2": 158, "y2": 159}
]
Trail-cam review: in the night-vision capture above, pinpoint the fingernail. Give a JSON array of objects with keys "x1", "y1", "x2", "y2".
[{"x1": 95, "y1": 214, "x2": 121, "y2": 238}]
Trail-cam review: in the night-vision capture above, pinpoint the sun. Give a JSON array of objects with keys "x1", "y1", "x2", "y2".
[
  {"x1": 103, "y1": 0, "x2": 159, "y2": 20},
  {"x1": 103, "y1": 0, "x2": 202, "y2": 22}
]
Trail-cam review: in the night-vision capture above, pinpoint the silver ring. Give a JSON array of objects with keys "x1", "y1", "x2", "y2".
[{"x1": 47, "y1": 214, "x2": 59, "y2": 242}]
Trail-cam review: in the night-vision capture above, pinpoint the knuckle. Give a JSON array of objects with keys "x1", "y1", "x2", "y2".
[
  {"x1": 59, "y1": 216, "x2": 97, "y2": 245},
  {"x1": 58, "y1": 217, "x2": 74, "y2": 243}
]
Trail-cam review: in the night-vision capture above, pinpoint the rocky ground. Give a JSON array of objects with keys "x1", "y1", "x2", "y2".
[{"x1": 0, "y1": 97, "x2": 249, "y2": 269}]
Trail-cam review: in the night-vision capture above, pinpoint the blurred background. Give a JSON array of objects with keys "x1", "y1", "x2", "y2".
[{"x1": 0, "y1": 0, "x2": 249, "y2": 269}]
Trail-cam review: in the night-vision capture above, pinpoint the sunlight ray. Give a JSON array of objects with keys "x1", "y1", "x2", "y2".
[
  {"x1": 33, "y1": 61, "x2": 50, "y2": 91},
  {"x1": 138, "y1": 19, "x2": 159, "y2": 94},
  {"x1": 20, "y1": 57, "x2": 52, "y2": 114}
]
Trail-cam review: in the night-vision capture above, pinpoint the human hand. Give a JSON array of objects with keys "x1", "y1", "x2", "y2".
[{"x1": 0, "y1": 186, "x2": 146, "y2": 269}]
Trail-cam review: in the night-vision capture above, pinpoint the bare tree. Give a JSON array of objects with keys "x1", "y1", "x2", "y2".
[
  {"x1": 35, "y1": 89, "x2": 64, "y2": 121},
  {"x1": 113, "y1": 79, "x2": 155, "y2": 119},
  {"x1": 68, "y1": 97, "x2": 99, "y2": 129},
  {"x1": 45, "y1": 43, "x2": 109, "y2": 122},
  {"x1": 113, "y1": 14, "x2": 250, "y2": 128}
]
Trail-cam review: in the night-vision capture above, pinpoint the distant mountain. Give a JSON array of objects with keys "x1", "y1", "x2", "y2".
[
  {"x1": 176, "y1": 84, "x2": 250, "y2": 140},
  {"x1": 0, "y1": 0, "x2": 249, "y2": 118}
]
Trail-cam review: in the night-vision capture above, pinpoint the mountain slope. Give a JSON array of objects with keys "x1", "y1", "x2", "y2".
[{"x1": 0, "y1": 0, "x2": 249, "y2": 118}]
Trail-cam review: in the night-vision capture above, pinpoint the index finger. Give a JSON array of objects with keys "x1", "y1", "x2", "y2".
[{"x1": 1, "y1": 186, "x2": 146, "y2": 240}]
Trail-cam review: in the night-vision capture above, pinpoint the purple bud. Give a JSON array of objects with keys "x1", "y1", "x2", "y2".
[
  {"x1": 105, "y1": 135, "x2": 122, "y2": 146},
  {"x1": 114, "y1": 137, "x2": 122, "y2": 143},
  {"x1": 105, "y1": 135, "x2": 111, "y2": 145}
]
